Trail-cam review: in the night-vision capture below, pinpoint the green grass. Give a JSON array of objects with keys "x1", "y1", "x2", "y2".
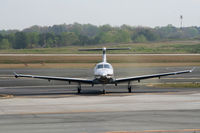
[{"x1": 1, "y1": 40, "x2": 200, "y2": 54}]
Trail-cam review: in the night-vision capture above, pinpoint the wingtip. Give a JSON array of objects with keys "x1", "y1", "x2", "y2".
[
  {"x1": 190, "y1": 67, "x2": 196, "y2": 72},
  {"x1": 14, "y1": 72, "x2": 18, "y2": 78}
]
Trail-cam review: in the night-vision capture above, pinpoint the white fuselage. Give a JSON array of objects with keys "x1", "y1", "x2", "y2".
[
  {"x1": 93, "y1": 47, "x2": 114, "y2": 84},
  {"x1": 94, "y1": 62, "x2": 114, "y2": 83}
]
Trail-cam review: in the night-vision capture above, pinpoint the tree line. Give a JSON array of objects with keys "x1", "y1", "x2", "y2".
[{"x1": 0, "y1": 23, "x2": 200, "y2": 49}]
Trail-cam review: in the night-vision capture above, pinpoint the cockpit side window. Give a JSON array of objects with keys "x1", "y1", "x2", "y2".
[{"x1": 97, "y1": 64, "x2": 103, "y2": 69}]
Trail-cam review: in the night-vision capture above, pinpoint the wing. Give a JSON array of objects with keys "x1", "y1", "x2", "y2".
[
  {"x1": 115, "y1": 68, "x2": 194, "y2": 83},
  {"x1": 14, "y1": 73, "x2": 93, "y2": 84}
]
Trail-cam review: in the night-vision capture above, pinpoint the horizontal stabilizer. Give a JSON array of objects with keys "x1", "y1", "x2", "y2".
[
  {"x1": 79, "y1": 47, "x2": 131, "y2": 62},
  {"x1": 79, "y1": 47, "x2": 131, "y2": 51}
]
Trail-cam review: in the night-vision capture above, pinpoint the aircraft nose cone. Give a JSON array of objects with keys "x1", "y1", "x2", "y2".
[{"x1": 102, "y1": 73, "x2": 106, "y2": 76}]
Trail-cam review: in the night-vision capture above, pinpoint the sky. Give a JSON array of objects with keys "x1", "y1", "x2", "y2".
[{"x1": 0, "y1": 0, "x2": 200, "y2": 30}]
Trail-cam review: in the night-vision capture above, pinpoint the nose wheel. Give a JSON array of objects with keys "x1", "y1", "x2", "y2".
[{"x1": 102, "y1": 84, "x2": 106, "y2": 94}]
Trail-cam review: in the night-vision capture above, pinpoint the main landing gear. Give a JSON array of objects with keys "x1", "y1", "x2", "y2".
[
  {"x1": 77, "y1": 83, "x2": 81, "y2": 94},
  {"x1": 128, "y1": 86, "x2": 132, "y2": 93},
  {"x1": 128, "y1": 82, "x2": 132, "y2": 93},
  {"x1": 102, "y1": 89, "x2": 106, "y2": 94}
]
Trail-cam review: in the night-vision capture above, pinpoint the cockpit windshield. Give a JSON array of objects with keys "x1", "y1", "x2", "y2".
[
  {"x1": 104, "y1": 64, "x2": 110, "y2": 69},
  {"x1": 97, "y1": 64, "x2": 111, "y2": 69},
  {"x1": 97, "y1": 64, "x2": 103, "y2": 69}
]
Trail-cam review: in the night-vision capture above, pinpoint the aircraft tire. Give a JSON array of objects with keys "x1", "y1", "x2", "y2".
[
  {"x1": 103, "y1": 90, "x2": 106, "y2": 94},
  {"x1": 78, "y1": 88, "x2": 81, "y2": 94},
  {"x1": 128, "y1": 86, "x2": 132, "y2": 93}
]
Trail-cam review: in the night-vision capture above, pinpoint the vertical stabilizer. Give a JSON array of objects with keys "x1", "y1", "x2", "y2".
[{"x1": 102, "y1": 47, "x2": 107, "y2": 62}]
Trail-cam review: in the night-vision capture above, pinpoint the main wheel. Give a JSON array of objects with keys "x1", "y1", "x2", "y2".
[
  {"x1": 128, "y1": 86, "x2": 132, "y2": 93},
  {"x1": 78, "y1": 87, "x2": 81, "y2": 94},
  {"x1": 102, "y1": 89, "x2": 106, "y2": 94}
]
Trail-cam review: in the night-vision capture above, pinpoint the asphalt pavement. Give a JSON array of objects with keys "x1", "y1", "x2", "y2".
[{"x1": 0, "y1": 67, "x2": 200, "y2": 133}]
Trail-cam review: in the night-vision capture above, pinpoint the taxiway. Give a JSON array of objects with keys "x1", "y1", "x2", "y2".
[{"x1": 0, "y1": 67, "x2": 200, "y2": 133}]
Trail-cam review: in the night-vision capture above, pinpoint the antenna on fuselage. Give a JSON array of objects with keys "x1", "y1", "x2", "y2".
[{"x1": 79, "y1": 47, "x2": 131, "y2": 63}]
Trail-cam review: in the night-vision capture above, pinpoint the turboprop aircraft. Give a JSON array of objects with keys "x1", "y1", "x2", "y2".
[{"x1": 14, "y1": 47, "x2": 194, "y2": 94}]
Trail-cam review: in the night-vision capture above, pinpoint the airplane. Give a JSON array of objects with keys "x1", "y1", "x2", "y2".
[{"x1": 14, "y1": 47, "x2": 194, "y2": 94}]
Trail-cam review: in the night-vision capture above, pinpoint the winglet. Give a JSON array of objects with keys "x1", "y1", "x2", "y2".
[
  {"x1": 14, "y1": 72, "x2": 19, "y2": 78},
  {"x1": 190, "y1": 67, "x2": 196, "y2": 73}
]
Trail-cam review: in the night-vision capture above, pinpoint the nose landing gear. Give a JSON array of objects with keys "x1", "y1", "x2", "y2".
[{"x1": 102, "y1": 84, "x2": 106, "y2": 94}]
